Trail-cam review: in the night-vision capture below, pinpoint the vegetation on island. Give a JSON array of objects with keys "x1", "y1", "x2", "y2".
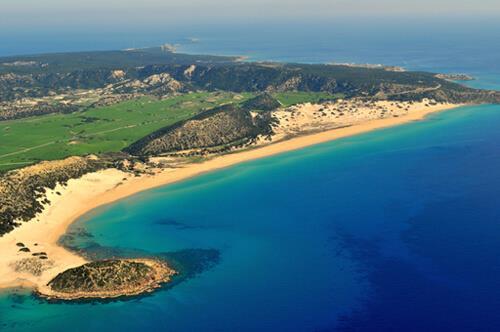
[{"x1": 41, "y1": 259, "x2": 176, "y2": 300}]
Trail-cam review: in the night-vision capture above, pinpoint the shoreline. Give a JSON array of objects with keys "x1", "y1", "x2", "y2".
[{"x1": 0, "y1": 102, "x2": 461, "y2": 292}]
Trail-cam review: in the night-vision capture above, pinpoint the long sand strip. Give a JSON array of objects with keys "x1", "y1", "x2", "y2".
[{"x1": 0, "y1": 102, "x2": 461, "y2": 292}]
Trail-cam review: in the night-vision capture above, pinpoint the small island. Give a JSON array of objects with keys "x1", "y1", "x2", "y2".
[{"x1": 37, "y1": 259, "x2": 176, "y2": 300}]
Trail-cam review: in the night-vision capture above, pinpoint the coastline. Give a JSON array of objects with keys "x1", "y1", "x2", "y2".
[{"x1": 0, "y1": 102, "x2": 461, "y2": 293}]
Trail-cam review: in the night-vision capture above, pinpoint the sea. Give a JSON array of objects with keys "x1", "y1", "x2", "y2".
[{"x1": 1, "y1": 18, "x2": 500, "y2": 332}]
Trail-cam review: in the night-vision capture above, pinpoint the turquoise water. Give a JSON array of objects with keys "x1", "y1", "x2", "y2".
[
  {"x1": 3, "y1": 103, "x2": 500, "y2": 331},
  {"x1": 2, "y1": 22, "x2": 500, "y2": 331}
]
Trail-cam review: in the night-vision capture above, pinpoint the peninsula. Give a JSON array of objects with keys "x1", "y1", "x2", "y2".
[{"x1": 0, "y1": 46, "x2": 497, "y2": 299}]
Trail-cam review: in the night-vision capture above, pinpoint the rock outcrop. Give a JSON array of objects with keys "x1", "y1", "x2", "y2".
[{"x1": 40, "y1": 259, "x2": 175, "y2": 300}]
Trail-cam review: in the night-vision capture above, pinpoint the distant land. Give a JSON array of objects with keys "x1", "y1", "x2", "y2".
[
  {"x1": 0, "y1": 45, "x2": 498, "y2": 300},
  {"x1": 328, "y1": 62, "x2": 406, "y2": 72},
  {"x1": 435, "y1": 73, "x2": 475, "y2": 81}
]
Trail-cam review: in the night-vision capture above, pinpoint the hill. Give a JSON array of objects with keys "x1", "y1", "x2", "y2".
[
  {"x1": 1, "y1": 47, "x2": 499, "y2": 122},
  {"x1": 125, "y1": 96, "x2": 278, "y2": 156}
]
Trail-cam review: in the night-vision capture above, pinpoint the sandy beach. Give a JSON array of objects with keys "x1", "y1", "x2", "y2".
[{"x1": 0, "y1": 102, "x2": 461, "y2": 292}]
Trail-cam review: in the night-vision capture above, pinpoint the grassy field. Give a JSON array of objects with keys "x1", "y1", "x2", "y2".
[
  {"x1": 273, "y1": 92, "x2": 344, "y2": 107},
  {"x1": 0, "y1": 92, "x2": 252, "y2": 172},
  {"x1": 0, "y1": 91, "x2": 343, "y2": 172}
]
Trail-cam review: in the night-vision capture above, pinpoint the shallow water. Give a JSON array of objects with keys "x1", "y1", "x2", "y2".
[{"x1": 2, "y1": 103, "x2": 500, "y2": 331}]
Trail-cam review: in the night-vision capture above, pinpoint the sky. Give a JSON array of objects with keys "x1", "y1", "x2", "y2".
[{"x1": 1, "y1": 0, "x2": 499, "y2": 28}]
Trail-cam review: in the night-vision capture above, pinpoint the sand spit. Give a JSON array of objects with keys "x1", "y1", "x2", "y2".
[{"x1": 0, "y1": 101, "x2": 461, "y2": 294}]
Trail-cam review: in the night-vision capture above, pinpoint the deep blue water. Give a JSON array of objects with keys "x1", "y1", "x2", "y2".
[
  {"x1": 1, "y1": 21, "x2": 500, "y2": 331},
  {"x1": 2, "y1": 18, "x2": 500, "y2": 73}
]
